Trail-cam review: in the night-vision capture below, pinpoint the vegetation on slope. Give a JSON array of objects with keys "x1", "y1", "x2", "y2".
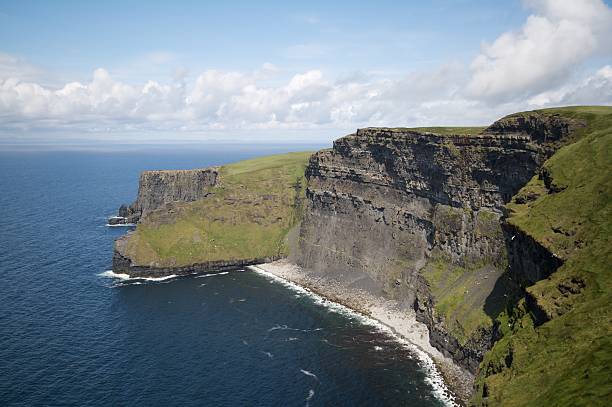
[
  {"x1": 422, "y1": 207, "x2": 507, "y2": 345},
  {"x1": 407, "y1": 126, "x2": 486, "y2": 135},
  {"x1": 473, "y1": 106, "x2": 612, "y2": 406},
  {"x1": 123, "y1": 152, "x2": 312, "y2": 267}
]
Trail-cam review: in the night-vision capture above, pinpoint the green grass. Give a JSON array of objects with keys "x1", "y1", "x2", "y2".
[
  {"x1": 124, "y1": 151, "x2": 312, "y2": 267},
  {"x1": 422, "y1": 207, "x2": 507, "y2": 344},
  {"x1": 406, "y1": 126, "x2": 486, "y2": 135},
  {"x1": 473, "y1": 106, "x2": 612, "y2": 406},
  {"x1": 422, "y1": 254, "x2": 495, "y2": 344}
]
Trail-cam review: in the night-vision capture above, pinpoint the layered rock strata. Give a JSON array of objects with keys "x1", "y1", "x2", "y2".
[{"x1": 294, "y1": 115, "x2": 579, "y2": 373}]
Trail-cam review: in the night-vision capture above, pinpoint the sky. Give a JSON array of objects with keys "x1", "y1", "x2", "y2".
[{"x1": 0, "y1": 0, "x2": 611, "y2": 144}]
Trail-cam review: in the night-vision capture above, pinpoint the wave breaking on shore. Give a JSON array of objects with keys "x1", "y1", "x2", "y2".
[{"x1": 98, "y1": 270, "x2": 177, "y2": 283}]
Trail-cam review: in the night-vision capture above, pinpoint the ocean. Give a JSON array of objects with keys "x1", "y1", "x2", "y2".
[{"x1": 0, "y1": 145, "x2": 450, "y2": 406}]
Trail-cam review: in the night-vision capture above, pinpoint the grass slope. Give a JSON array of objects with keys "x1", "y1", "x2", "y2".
[
  {"x1": 124, "y1": 151, "x2": 312, "y2": 267},
  {"x1": 407, "y1": 126, "x2": 486, "y2": 135},
  {"x1": 473, "y1": 106, "x2": 612, "y2": 406}
]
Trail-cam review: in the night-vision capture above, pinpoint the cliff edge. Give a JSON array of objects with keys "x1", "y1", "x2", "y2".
[{"x1": 111, "y1": 167, "x2": 219, "y2": 225}]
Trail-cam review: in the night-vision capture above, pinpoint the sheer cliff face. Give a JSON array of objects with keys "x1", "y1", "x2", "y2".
[
  {"x1": 126, "y1": 168, "x2": 218, "y2": 221},
  {"x1": 298, "y1": 128, "x2": 545, "y2": 280},
  {"x1": 295, "y1": 126, "x2": 557, "y2": 371}
]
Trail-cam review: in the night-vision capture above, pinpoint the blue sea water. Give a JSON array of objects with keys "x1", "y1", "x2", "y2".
[{"x1": 0, "y1": 146, "x2": 449, "y2": 406}]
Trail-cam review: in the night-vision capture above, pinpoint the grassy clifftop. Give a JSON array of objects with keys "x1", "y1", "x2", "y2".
[
  {"x1": 122, "y1": 151, "x2": 312, "y2": 267},
  {"x1": 407, "y1": 126, "x2": 486, "y2": 135},
  {"x1": 473, "y1": 106, "x2": 612, "y2": 406}
]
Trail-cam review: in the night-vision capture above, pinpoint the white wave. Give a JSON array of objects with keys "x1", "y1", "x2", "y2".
[
  {"x1": 268, "y1": 324, "x2": 290, "y2": 332},
  {"x1": 287, "y1": 337, "x2": 299, "y2": 341},
  {"x1": 98, "y1": 270, "x2": 131, "y2": 280},
  {"x1": 374, "y1": 346, "x2": 383, "y2": 351},
  {"x1": 105, "y1": 223, "x2": 136, "y2": 227},
  {"x1": 267, "y1": 324, "x2": 321, "y2": 333},
  {"x1": 196, "y1": 271, "x2": 229, "y2": 278},
  {"x1": 260, "y1": 351, "x2": 274, "y2": 359},
  {"x1": 249, "y1": 265, "x2": 458, "y2": 407},
  {"x1": 306, "y1": 389, "x2": 315, "y2": 405},
  {"x1": 98, "y1": 270, "x2": 177, "y2": 283},
  {"x1": 300, "y1": 369, "x2": 319, "y2": 382},
  {"x1": 141, "y1": 274, "x2": 177, "y2": 282}
]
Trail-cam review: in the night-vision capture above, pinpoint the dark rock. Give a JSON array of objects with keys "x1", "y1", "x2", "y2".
[
  {"x1": 111, "y1": 167, "x2": 219, "y2": 225},
  {"x1": 118, "y1": 204, "x2": 130, "y2": 218},
  {"x1": 108, "y1": 216, "x2": 127, "y2": 225}
]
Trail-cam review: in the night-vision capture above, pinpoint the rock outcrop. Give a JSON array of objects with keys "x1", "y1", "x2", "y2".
[
  {"x1": 294, "y1": 114, "x2": 580, "y2": 373},
  {"x1": 109, "y1": 167, "x2": 218, "y2": 224}
]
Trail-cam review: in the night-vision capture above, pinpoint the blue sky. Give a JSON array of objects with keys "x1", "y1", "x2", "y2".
[
  {"x1": 0, "y1": 0, "x2": 611, "y2": 143},
  {"x1": 1, "y1": 1, "x2": 526, "y2": 79}
]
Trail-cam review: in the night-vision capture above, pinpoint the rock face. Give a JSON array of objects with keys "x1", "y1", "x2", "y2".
[
  {"x1": 294, "y1": 114, "x2": 580, "y2": 373},
  {"x1": 485, "y1": 111, "x2": 582, "y2": 145},
  {"x1": 110, "y1": 168, "x2": 218, "y2": 224}
]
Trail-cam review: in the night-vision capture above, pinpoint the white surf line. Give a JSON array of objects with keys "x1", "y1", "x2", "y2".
[
  {"x1": 98, "y1": 270, "x2": 177, "y2": 282},
  {"x1": 248, "y1": 265, "x2": 458, "y2": 407},
  {"x1": 196, "y1": 271, "x2": 229, "y2": 278},
  {"x1": 98, "y1": 270, "x2": 131, "y2": 280}
]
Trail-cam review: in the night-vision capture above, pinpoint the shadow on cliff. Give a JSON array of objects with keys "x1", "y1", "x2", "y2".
[
  {"x1": 482, "y1": 225, "x2": 528, "y2": 321},
  {"x1": 483, "y1": 270, "x2": 522, "y2": 320}
]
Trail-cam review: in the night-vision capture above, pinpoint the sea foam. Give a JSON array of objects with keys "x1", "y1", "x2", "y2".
[
  {"x1": 98, "y1": 270, "x2": 177, "y2": 283},
  {"x1": 196, "y1": 272, "x2": 229, "y2": 278}
]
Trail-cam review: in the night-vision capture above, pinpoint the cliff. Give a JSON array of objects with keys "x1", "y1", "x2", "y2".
[
  {"x1": 293, "y1": 106, "x2": 611, "y2": 405},
  {"x1": 112, "y1": 168, "x2": 219, "y2": 224},
  {"x1": 112, "y1": 152, "x2": 311, "y2": 275},
  {"x1": 294, "y1": 122, "x2": 570, "y2": 372},
  {"x1": 471, "y1": 106, "x2": 612, "y2": 406}
]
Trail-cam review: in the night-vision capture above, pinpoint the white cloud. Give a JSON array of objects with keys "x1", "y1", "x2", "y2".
[
  {"x1": 0, "y1": 58, "x2": 610, "y2": 138},
  {"x1": 466, "y1": 0, "x2": 612, "y2": 101},
  {"x1": 528, "y1": 65, "x2": 612, "y2": 106},
  {"x1": 1, "y1": 0, "x2": 612, "y2": 141}
]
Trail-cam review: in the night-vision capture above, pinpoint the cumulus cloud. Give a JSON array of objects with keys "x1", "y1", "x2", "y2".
[
  {"x1": 0, "y1": 60, "x2": 610, "y2": 137},
  {"x1": 466, "y1": 0, "x2": 612, "y2": 101},
  {"x1": 1, "y1": 0, "x2": 611, "y2": 139}
]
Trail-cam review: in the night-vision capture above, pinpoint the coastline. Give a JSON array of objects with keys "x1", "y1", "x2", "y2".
[{"x1": 249, "y1": 260, "x2": 474, "y2": 405}]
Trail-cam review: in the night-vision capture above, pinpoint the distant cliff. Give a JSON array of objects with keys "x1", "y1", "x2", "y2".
[
  {"x1": 112, "y1": 152, "x2": 311, "y2": 276},
  {"x1": 113, "y1": 168, "x2": 218, "y2": 224}
]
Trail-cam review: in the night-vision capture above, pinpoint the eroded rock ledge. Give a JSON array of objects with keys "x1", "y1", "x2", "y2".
[{"x1": 110, "y1": 167, "x2": 219, "y2": 224}]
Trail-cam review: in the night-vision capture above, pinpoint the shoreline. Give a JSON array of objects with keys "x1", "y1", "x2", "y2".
[{"x1": 249, "y1": 260, "x2": 474, "y2": 406}]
